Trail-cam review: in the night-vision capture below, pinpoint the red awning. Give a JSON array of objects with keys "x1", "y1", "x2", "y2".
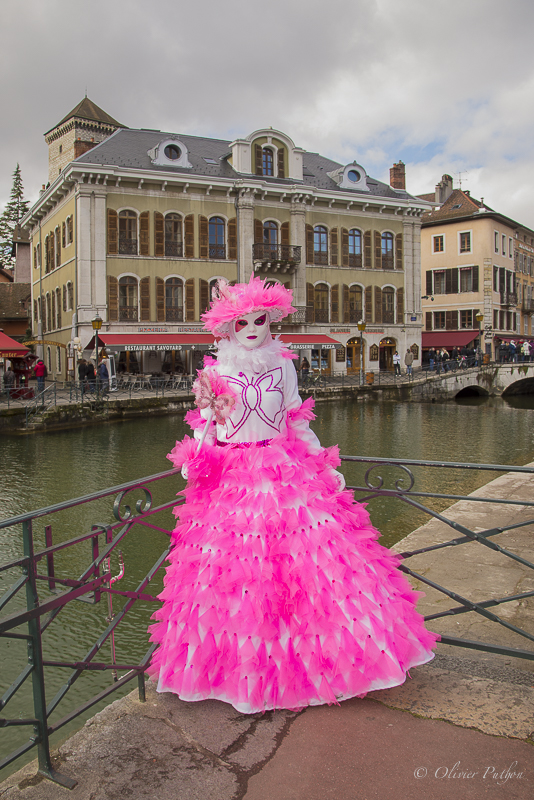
[
  {"x1": 422, "y1": 331, "x2": 479, "y2": 349},
  {"x1": 85, "y1": 332, "x2": 343, "y2": 352},
  {"x1": 0, "y1": 331, "x2": 30, "y2": 357},
  {"x1": 494, "y1": 336, "x2": 534, "y2": 343}
]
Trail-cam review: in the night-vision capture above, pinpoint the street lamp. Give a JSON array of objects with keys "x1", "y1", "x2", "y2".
[
  {"x1": 92, "y1": 313, "x2": 103, "y2": 395},
  {"x1": 357, "y1": 320, "x2": 366, "y2": 386},
  {"x1": 476, "y1": 311, "x2": 484, "y2": 366}
]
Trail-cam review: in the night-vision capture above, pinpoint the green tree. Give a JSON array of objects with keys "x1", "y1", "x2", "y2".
[{"x1": 0, "y1": 164, "x2": 30, "y2": 270}]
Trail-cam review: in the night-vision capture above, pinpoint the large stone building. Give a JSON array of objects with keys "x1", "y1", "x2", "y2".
[
  {"x1": 22, "y1": 99, "x2": 429, "y2": 380},
  {"x1": 420, "y1": 176, "x2": 534, "y2": 360}
]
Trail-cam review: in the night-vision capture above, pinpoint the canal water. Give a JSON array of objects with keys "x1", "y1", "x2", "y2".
[{"x1": 2, "y1": 395, "x2": 534, "y2": 775}]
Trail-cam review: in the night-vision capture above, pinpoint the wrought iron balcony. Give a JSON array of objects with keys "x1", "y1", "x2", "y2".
[
  {"x1": 119, "y1": 306, "x2": 138, "y2": 321},
  {"x1": 165, "y1": 241, "x2": 183, "y2": 258},
  {"x1": 209, "y1": 244, "x2": 226, "y2": 259},
  {"x1": 118, "y1": 239, "x2": 138, "y2": 256},
  {"x1": 500, "y1": 292, "x2": 518, "y2": 307},
  {"x1": 252, "y1": 244, "x2": 302, "y2": 270},
  {"x1": 165, "y1": 306, "x2": 184, "y2": 322},
  {"x1": 522, "y1": 298, "x2": 534, "y2": 314}
]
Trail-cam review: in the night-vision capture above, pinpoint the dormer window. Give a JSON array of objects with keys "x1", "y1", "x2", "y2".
[
  {"x1": 262, "y1": 147, "x2": 274, "y2": 176},
  {"x1": 164, "y1": 144, "x2": 181, "y2": 161},
  {"x1": 347, "y1": 169, "x2": 361, "y2": 183},
  {"x1": 329, "y1": 162, "x2": 370, "y2": 192},
  {"x1": 254, "y1": 142, "x2": 285, "y2": 178},
  {"x1": 148, "y1": 138, "x2": 192, "y2": 168}
]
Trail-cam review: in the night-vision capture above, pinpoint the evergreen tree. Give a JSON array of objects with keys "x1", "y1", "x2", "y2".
[{"x1": 0, "y1": 164, "x2": 30, "y2": 270}]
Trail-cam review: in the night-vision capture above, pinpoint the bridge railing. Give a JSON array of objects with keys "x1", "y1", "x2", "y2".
[{"x1": 1, "y1": 456, "x2": 533, "y2": 785}]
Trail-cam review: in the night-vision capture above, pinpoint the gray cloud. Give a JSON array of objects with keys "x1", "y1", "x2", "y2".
[{"x1": 2, "y1": 0, "x2": 534, "y2": 226}]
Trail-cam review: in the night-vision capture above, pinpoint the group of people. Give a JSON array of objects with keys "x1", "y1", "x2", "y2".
[
  {"x1": 77, "y1": 358, "x2": 109, "y2": 393},
  {"x1": 498, "y1": 340, "x2": 534, "y2": 363},
  {"x1": 426, "y1": 346, "x2": 478, "y2": 372}
]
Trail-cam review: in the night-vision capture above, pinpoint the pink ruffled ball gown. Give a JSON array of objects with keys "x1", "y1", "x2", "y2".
[{"x1": 148, "y1": 336, "x2": 437, "y2": 713}]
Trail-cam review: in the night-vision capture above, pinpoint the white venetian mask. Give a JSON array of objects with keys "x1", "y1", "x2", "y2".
[{"x1": 233, "y1": 311, "x2": 270, "y2": 349}]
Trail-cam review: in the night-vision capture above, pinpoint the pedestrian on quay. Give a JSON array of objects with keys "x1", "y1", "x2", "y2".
[
  {"x1": 78, "y1": 358, "x2": 88, "y2": 387},
  {"x1": 98, "y1": 359, "x2": 109, "y2": 394},
  {"x1": 300, "y1": 357, "x2": 310, "y2": 384},
  {"x1": 428, "y1": 348, "x2": 436, "y2": 371},
  {"x1": 34, "y1": 359, "x2": 47, "y2": 394},
  {"x1": 509, "y1": 341, "x2": 517, "y2": 363},
  {"x1": 393, "y1": 350, "x2": 401, "y2": 376},
  {"x1": 522, "y1": 340, "x2": 530, "y2": 362},
  {"x1": 85, "y1": 360, "x2": 96, "y2": 392},
  {"x1": 404, "y1": 348, "x2": 413, "y2": 376},
  {"x1": 3, "y1": 364, "x2": 15, "y2": 391}
]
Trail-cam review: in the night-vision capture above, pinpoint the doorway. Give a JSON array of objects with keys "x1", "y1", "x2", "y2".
[
  {"x1": 346, "y1": 337, "x2": 364, "y2": 374},
  {"x1": 379, "y1": 338, "x2": 396, "y2": 371}
]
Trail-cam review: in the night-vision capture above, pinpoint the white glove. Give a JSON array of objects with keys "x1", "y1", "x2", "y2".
[{"x1": 181, "y1": 463, "x2": 189, "y2": 480}]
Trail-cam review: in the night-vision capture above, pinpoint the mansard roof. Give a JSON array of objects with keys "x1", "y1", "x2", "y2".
[
  {"x1": 45, "y1": 98, "x2": 126, "y2": 135},
  {"x1": 73, "y1": 127, "x2": 416, "y2": 201}
]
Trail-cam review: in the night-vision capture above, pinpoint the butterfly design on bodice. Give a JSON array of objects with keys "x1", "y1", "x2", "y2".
[{"x1": 223, "y1": 368, "x2": 285, "y2": 437}]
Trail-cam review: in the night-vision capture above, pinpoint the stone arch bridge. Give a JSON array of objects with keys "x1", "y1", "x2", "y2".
[{"x1": 406, "y1": 364, "x2": 534, "y2": 402}]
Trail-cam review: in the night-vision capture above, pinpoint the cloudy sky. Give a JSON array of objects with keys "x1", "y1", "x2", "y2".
[{"x1": 2, "y1": 0, "x2": 534, "y2": 226}]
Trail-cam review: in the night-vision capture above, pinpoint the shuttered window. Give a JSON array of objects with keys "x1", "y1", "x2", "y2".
[
  {"x1": 306, "y1": 282, "x2": 315, "y2": 323},
  {"x1": 395, "y1": 233, "x2": 403, "y2": 269},
  {"x1": 426, "y1": 271, "x2": 433, "y2": 295},
  {"x1": 200, "y1": 279, "x2": 209, "y2": 314},
  {"x1": 185, "y1": 278, "x2": 195, "y2": 321},
  {"x1": 118, "y1": 210, "x2": 138, "y2": 255},
  {"x1": 277, "y1": 148, "x2": 285, "y2": 178},
  {"x1": 209, "y1": 217, "x2": 226, "y2": 259},
  {"x1": 154, "y1": 212, "x2": 164, "y2": 257},
  {"x1": 262, "y1": 148, "x2": 274, "y2": 176},
  {"x1": 199, "y1": 216, "x2": 209, "y2": 258},
  {"x1": 426, "y1": 312, "x2": 432, "y2": 330},
  {"x1": 67, "y1": 215, "x2": 73, "y2": 244},
  {"x1": 374, "y1": 287, "x2": 382, "y2": 323},
  {"x1": 56, "y1": 288, "x2": 61, "y2": 328},
  {"x1": 382, "y1": 287, "x2": 394, "y2": 323},
  {"x1": 330, "y1": 228, "x2": 338, "y2": 266},
  {"x1": 108, "y1": 276, "x2": 119, "y2": 322},
  {"x1": 62, "y1": 222, "x2": 66, "y2": 248},
  {"x1": 228, "y1": 218, "x2": 237, "y2": 260},
  {"x1": 331, "y1": 284, "x2": 339, "y2": 323},
  {"x1": 139, "y1": 212, "x2": 149, "y2": 256},
  {"x1": 306, "y1": 225, "x2": 314, "y2": 264},
  {"x1": 396, "y1": 288, "x2": 404, "y2": 324},
  {"x1": 314, "y1": 283, "x2": 329, "y2": 323},
  {"x1": 364, "y1": 231, "x2": 372, "y2": 268},
  {"x1": 365, "y1": 286, "x2": 373, "y2": 321},
  {"x1": 374, "y1": 231, "x2": 382, "y2": 269},
  {"x1": 254, "y1": 219, "x2": 263, "y2": 243},
  {"x1": 349, "y1": 286, "x2": 362, "y2": 323},
  {"x1": 51, "y1": 292, "x2": 56, "y2": 330},
  {"x1": 254, "y1": 144, "x2": 263, "y2": 175},
  {"x1": 341, "y1": 228, "x2": 349, "y2": 267},
  {"x1": 62, "y1": 285, "x2": 66, "y2": 312},
  {"x1": 446, "y1": 310, "x2": 458, "y2": 329},
  {"x1": 165, "y1": 278, "x2": 184, "y2": 321},
  {"x1": 140, "y1": 276, "x2": 150, "y2": 321},
  {"x1": 381, "y1": 232, "x2": 394, "y2": 269},
  {"x1": 184, "y1": 214, "x2": 195, "y2": 257},
  {"x1": 314, "y1": 226, "x2": 328, "y2": 265},
  {"x1": 280, "y1": 221, "x2": 289, "y2": 245},
  {"x1": 156, "y1": 277, "x2": 165, "y2": 322},
  {"x1": 343, "y1": 284, "x2": 350, "y2": 323}
]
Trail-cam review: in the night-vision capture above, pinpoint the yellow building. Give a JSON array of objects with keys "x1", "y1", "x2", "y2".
[
  {"x1": 420, "y1": 177, "x2": 534, "y2": 361},
  {"x1": 23, "y1": 99, "x2": 430, "y2": 380}
]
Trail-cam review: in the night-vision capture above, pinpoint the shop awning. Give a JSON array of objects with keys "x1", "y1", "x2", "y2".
[
  {"x1": 279, "y1": 334, "x2": 343, "y2": 350},
  {"x1": 0, "y1": 331, "x2": 30, "y2": 358},
  {"x1": 422, "y1": 331, "x2": 479, "y2": 349},
  {"x1": 85, "y1": 332, "x2": 343, "y2": 353},
  {"x1": 494, "y1": 336, "x2": 534, "y2": 343}
]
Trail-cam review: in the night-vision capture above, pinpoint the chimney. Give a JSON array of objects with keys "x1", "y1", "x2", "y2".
[
  {"x1": 390, "y1": 161, "x2": 405, "y2": 190},
  {"x1": 435, "y1": 174, "x2": 454, "y2": 204}
]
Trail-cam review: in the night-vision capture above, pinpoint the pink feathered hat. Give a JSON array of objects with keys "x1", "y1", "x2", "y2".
[{"x1": 202, "y1": 276, "x2": 296, "y2": 338}]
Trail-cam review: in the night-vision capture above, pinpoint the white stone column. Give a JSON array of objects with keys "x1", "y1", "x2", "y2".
[
  {"x1": 76, "y1": 188, "x2": 93, "y2": 326},
  {"x1": 237, "y1": 190, "x2": 254, "y2": 282}
]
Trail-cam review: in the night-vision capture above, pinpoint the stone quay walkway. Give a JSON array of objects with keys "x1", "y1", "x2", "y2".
[{"x1": 1, "y1": 469, "x2": 533, "y2": 799}]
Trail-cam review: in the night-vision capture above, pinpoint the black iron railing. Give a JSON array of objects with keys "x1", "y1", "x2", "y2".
[
  {"x1": 164, "y1": 242, "x2": 183, "y2": 258},
  {"x1": 118, "y1": 239, "x2": 137, "y2": 256},
  {"x1": 500, "y1": 292, "x2": 518, "y2": 307},
  {"x1": 252, "y1": 244, "x2": 301, "y2": 265},
  {"x1": 1, "y1": 453, "x2": 534, "y2": 785}
]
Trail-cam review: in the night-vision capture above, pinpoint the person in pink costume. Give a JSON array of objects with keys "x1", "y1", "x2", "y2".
[{"x1": 148, "y1": 277, "x2": 437, "y2": 713}]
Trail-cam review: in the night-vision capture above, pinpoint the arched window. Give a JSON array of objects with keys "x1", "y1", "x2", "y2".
[
  {"x1": 382, "y1": 287, "x2": 395, "y2": 323},
  {"x1": 119, "y1": 211, "x2": 138, "y2": 255},
  {"x1": 262, "y1": 147, "x2": 274, "y2": 176},
  {"x1": 46, "y1": 294, "x2": 52, "y2": 332},
  {"x1": 314, "y1": 283, "x2": 329, "y2": 323},
  {"x1": 55, "y1": 227, "x2": 61, "y2": 268},
  {"x1": 263, "y1": 221, "x2": 278, "y2": 259},
  {"x1": 209, "y1": 217, "x2": 226, "y2": 259},
  {"x1": 165, "y1": 214, "x2": 183, "y2": 257},
  {"x1": 381, "y1": 232, "x2": 394, "y2": 269},
  {"x1": 119, "y1": 276, "x2": 138, "y2": 321},
  {"x1": 349, "y1": 286, "x2": 363, "y2": 323},
  {"x1": 67, "y1": 282, "x2": 74, "y2": 310},
  {"x1": 165, "y1": 277, "x2": 184, "y2": 321},
  {"x1": 348, "y1": 229, "x2": 362, "y2": 268},
  {"x1": 314, "y1": 226, "x2": 328, "y2": 265},
  {"x1": 209, "y1": 278, "x2": 219, "y2": 302}
]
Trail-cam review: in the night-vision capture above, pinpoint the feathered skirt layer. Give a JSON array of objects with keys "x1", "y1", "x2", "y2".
[{"x1": 148, "y1": 428, "x2": 437, "y2": 713}]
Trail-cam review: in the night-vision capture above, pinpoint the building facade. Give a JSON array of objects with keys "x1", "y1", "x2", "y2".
[
  {"x1": 23, "y1": 100, "x2": 429, "y2": 380},
  {"x1": 420, "y1": 178, "x2": 534, "y2": 360}
]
